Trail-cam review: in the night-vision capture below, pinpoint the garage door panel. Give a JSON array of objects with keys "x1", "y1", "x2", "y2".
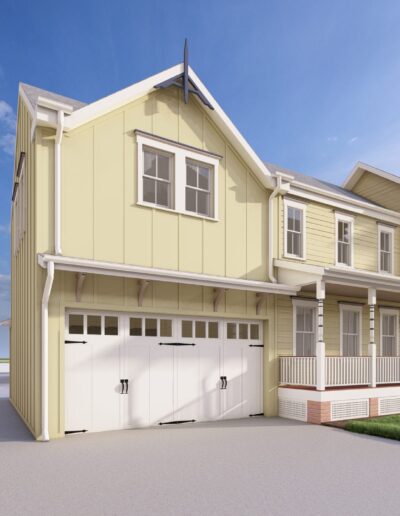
[
  {"x1": 198, "y1": 341, "x2": 222, "y2": 421},
  {"x1": 243, "y1": 346, "x2": 263, "y2": 416},
  {"x1": 149, "y1": 342, "x2": 174, "y2": 425},
  {"x1": 125, "y1": 341, "x2": 150, "y2": 428},
  {"x1": 174, "y1": 346, "x2": 200, "y2": 422},
  {"x1": 222, "y1": 342, "x2": 244, "y2": 419},
  {"x1": 65, "y1": 344, "x2": 92, "y2": 432}
]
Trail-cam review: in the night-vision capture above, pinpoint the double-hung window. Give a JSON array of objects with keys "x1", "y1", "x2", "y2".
[
  {"x1": 284, "y1": 200, "x2": 306, "y2": 259},
  {"x1": 336, "y1": 214, "x2": 353, "y2": 267},
  {"x1": 340, "y1": 305, "x2": 361, "y2": 356},
  {"x1": 378, "y1": 225, "x2": 394, "y2": 274},
  {"x1": 137, "y1": 131, "x2": 219, "y2": 220},
  {"x1": 142, "y1": 147, "x2": 173, "y2": 209},
  {"x1": 293, "y1": 300, "x2": 316, "y2": 356},
  {"x1": 186, "y1": 160, "x2": 213, "y2": 217},
  {"x1": 380, "y1": 309, "x2": 398, "y2": 357}
]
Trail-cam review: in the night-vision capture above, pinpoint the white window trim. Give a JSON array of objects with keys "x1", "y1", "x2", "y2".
[
  {"x1": 378, "y1": 224, "x2": 395, "y2": 275},
  {"x1": 284, "y1": 199, "x2": 307, "y2": 261},
  {"x1": 379, "y1": 308, "x2": 399, "y2": 357},
  {"x1": 136, "y1": 133, "x2": 219, "y2": 221},
  {"x1": 292, "y1": 298, "x2": 317, "y2": 356},
  {"x1": 339, "y1": 304, "x2": 362, "y2": 356},
  {"x1": 335, "y1": 212, "x2": 354, "y2": 269},
  {"x1": 13, "y1": 161, "x2": 27, "y2": 256}
]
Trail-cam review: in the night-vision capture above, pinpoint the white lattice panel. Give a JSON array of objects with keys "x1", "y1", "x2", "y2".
[
  {"x1": 331, "y1": 399, "x2": 369, "y2": 421},
  {"x1": 379, "y1": 397, "x2": 400, "y2": 416},
  {"x1": 279, "y1": 398, "x2": 307, "y2": 422}
]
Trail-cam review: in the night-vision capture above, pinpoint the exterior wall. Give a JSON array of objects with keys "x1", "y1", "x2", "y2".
[
  {"x1": 58, "y1": 89, "x2": 268, "y2": 281},
  {"x1": 10, "y1": 99, "x2": 40, "y2": 437},
  {"x1": 47, "y1": 271, "x2": 275, "y2": 438},
  {"x1": 352, "y1": 172, "x2": 400, "y2": 212},
  {"x1": 278, "y1": 196, "x2": 400, "y2": 275},
  {"x1": 276, "y1": 293, "x2": 400, "y2": 357}
]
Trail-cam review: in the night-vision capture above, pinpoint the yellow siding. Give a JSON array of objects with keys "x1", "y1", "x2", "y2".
[
  {"x1": 60, "y1": 90, "x2": 268, "y2": 281},
  {"x1": 352, "y1": 171, "x2": 400, "y2": 212},
  {"x1": 47, "y1": 271, "x2": 271, "y2": 438},
  {"x1": 10, "y1": 99, "x2": 40, "y2": 438}
]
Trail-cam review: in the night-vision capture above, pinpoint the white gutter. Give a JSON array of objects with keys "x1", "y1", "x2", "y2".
[
  {"x1": 38, "y1": 253, "x2": 298, "y2": 296},
  {"x1": 54, "y1": 110, "x2": 64, "y2": 255},
  {"x1": 41, "y1": 260, "x2": 54, "y2": 442},
  {"x1": 268, "y1": 174, "x2": 291, "y2": 283}
]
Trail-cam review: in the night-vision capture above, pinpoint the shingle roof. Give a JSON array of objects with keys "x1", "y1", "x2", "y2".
[
  {"x1": 20, "y1": 82, "x2": 86, "y2": 112},
  {"x1": 264, "y1": 161, "x2": 383, "y2": 208}
]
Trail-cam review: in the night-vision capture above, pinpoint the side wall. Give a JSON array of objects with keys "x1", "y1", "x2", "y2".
[
  {"x1": 10, "y1": 99, "x2": 40, "y2": 437},
  {"x1": 46, "y1": 271, "x2": 277, "y2": 438}
]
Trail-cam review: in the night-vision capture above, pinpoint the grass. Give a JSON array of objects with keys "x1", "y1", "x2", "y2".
[
  {"x1": 345, "y1": 414, "x2": 400, "y2": 441},
  {"x1": 0, "y1": 358, "x2": 9, "y2": 363}
]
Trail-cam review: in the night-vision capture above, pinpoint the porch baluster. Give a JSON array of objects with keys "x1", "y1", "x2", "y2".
[{"x1": 368, "y1": 288, "x2": 377, "y2": 388}]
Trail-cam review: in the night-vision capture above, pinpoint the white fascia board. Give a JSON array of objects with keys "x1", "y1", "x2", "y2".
[
  {"x1": 62, "y1": 63, "x2": 274, "y2": 189},
  {"x1": 289, "y1": 185, "x2": 400, "y2": 225},
  {"x1": 279, "y1": 385, "x2": 400, "y2": 402},
  {"x1": 343, "y1": 161, "x2": 400, "y2": 190},
  {"x1": 18, "y1": 84, "x2": 36, "y2": 119},
  {"x1": 63, "y1": 63, "x2": 183, "y2": 130},
  {"x1": 38, "y1": 254, "x2": 298, "y2": 296},
  {"x1": 36, "y1": 96, "x2": 74, "y2": 114}
]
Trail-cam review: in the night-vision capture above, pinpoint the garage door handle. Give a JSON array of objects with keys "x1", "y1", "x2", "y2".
[
  {"x1": 124, "y1": 379, "x2": 129, "y2": 394},
  {"x1": 120, "y1": 379, "x2": 126, "y2": 394},
  {"x1": 220, "y1": 376, "x2": 227, "y2": 389}
]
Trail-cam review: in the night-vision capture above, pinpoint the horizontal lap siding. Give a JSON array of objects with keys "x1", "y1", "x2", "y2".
[
  {"x1": 60, "y1": 90, "x2": 268, "y2": 281},
  {"x1": 352, "y1": 172, "x2": 400, "y2": 212}
]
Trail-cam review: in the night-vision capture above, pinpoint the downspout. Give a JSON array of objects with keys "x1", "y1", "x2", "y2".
[
  {"x1": 41, "y1": 260, "x2": 54, "y2": 441},
  {"x1": 268, "y1": 174, "x2": 291, "y2": 283},
  {"x1": 54, "y1": 110, "x2": 64, "y2": 255}
]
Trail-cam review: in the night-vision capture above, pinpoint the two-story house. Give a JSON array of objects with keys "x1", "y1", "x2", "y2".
[{"x1": 10, "y1": 57, "x2": 400, "y2": 440}]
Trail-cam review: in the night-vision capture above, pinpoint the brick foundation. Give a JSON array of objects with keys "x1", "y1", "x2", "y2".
[
  {"x1": 369, "y1": 397, "x2": 379, "y2": 417},
  {"x1": 307, "y1": 400, "x2": 331, "y2": 424}
]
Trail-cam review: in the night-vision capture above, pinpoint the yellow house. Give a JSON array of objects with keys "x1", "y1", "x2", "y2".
[{"x1": 10, "y1": 58, "x2": 400, "y2": 440}]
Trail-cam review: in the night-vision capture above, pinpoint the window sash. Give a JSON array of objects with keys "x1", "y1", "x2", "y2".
[
  {"x1": 379, "y1": 231, "x2": 392, "y2": 273},
  {"x1": 342, "y1": 310, "x2": 360, "y2": 356},
  {"x1": 142, "y1": 148, "x2": 173, "y2": 209},
  {"x1": 337, "y1": 220, "x2": 351, "y2": 265},
  {"x1": 185, "y1": 160, "x2": 213, "y2": 217},
  {"x1": 295, "y1": 306, "x2": 316, "y2": 356},
  {"x1": 382, "y1": 314, "x2": 397, "y2": 356},
  {"x1": 286, "y1": 206, "x2": 303, "y2": 257}
]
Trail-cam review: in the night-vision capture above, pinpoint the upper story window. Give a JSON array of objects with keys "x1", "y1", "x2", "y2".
[
  {"x1": 143, "y1": 147, "x2": 173, "y2": 209},
  {"x1": 284, "y1": 199, "x2": 306, "y2": 259},
  {"x1": 378, "y1": 225, "x2": 394, "y2": 274},
  {"x1": 136, "y1": 131, "x2": 220, "y2": 220},
  {"x1": 186, "y1": 160, "x2": 213, "y2": 217},
  {"x1": 12, "y1": 152, "x2": 27, "y2": 256},
  {"x1": 336, "y1": 213, "x2": 353, "y2": 267}
]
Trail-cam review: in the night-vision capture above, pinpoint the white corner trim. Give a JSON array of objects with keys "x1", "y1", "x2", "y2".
[
  {"x1": 136, "y1": 132, "x2": 219, "y2": 220},
  {"x1": 283, "y1": 198, "x2": 307, "y2": 260}
]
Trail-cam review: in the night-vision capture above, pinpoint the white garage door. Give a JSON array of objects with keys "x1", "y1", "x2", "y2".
[{"x1": 65, "y1": 311, "x2": 263, "y2": 434}]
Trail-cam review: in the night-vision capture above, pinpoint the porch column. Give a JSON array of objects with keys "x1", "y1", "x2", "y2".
[
  {"x1": 368, "y1": 288, "x2": 377, "y2": 388},
  {"x1": 316, "y1": 280, "x2": 326, "y2": 391}
]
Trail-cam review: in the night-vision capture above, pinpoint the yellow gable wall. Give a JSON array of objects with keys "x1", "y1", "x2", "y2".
[
  {"x1": 352, "y1": 171, "x2": 400, "y2": 212},
  {"x1": 54, "y1": 89, "x2": 268, "y2": 281},
  {"x1": 278, "y1": 196, "x2": 400, "y2": 274}
]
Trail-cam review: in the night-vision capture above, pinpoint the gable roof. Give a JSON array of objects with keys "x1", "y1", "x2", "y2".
[
  {"x1": 19, "y1": 82, "x2": 86, "y2": 113},
  {"x1": 265, "y1": 161, "x2": 383, "y2": 209},
  {"x1": 343, "y1": 161, "x2": 400, "y2": 190},
  {"x1": 19, "y1": 64, "x2": 274, "y2": 189}
]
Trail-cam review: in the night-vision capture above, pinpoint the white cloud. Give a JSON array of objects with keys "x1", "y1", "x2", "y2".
[
  {"x1": 0, "y1": 133, "x2": 15, "y2": 155},
  {"x1": 0, "y1": 100, "x2": 16, "y2": 130},
  {"x1": 327, "y1": 136, "x2": 338, "y2": 143},
  {"x1": 348, "y1": 136, "x2": 359, "y2": 144}
]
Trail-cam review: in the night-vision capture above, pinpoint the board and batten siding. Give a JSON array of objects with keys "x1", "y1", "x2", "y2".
[
  {"x1": 352, "y1": 171, "x2": 400, "y2": 212},
  {"x1": 278, "y1": 197, "x2": 400, "y2": 274},
  {"x1": 10, "y1": 98, "x2": 41, "y2": 438},
  {"x1": 58, "y1": 88, "x2": 268, "y2": 281},
  {"x1": 46, "y1": 271, "x2": 274, "y2": 437}
]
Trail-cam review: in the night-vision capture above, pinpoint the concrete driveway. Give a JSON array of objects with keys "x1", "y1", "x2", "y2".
[{"x1": 1, "y1": 375, "x2": 400, "y2": 516}]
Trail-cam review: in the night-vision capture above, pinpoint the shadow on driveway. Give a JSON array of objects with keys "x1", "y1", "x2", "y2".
[{"x1": 0, "y1": 374, "x2": 33, "y2": 443}]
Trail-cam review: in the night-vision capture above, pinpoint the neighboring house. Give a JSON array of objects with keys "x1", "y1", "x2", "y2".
[{"x1": 10, "y1": 58, "x2": 400, "y2": 441}]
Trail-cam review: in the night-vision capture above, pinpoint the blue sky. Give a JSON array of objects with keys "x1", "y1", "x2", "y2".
[{"x1": 1, "y1": 0, "x2": 400, "y2": 355}]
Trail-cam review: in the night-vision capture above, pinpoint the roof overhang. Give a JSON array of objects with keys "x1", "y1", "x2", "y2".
[
  {"x1": 274, "y1": 258, "x2": 400, "y2": 294},
  {"x1": 343, "y1": 161, "x2": 400, "y2": 191},
  {"x1": 38, "y1": 254, "x2": 298, "y2": 296}
]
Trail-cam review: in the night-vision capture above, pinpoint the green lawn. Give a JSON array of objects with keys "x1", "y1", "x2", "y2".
[{"x1": 345, "y1": 414, "x2": 400, "y2": 441}]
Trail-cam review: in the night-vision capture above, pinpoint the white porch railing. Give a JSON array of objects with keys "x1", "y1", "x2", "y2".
[
  {"x1": 377, "y1": 357, "x2": 400, "y2": 384},
  {"x1": 279, "y1": 357, "x2": 316, "y2": 386},
  {"x1": 325, "y1": 357, "x2": 370, "y2": 387}
]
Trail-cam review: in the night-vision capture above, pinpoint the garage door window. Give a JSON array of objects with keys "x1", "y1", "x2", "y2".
[
  {"x1": 182, "y1": 320, "x2": 193, "y2": 338},
  {"x1": 250, "y1": 324, "x2": 259, "y2": 340},
  {"x1": 227, "y1": 323, "x2": 237, "y2": 339},
  {"x1": 145, "y1": 318, "x2": 157, "y2": 336},
  {"x1": 130, "y1": 318, "x2": 142, "y2": 336},
  {"x1": 105, "y1": 316, "x2": 118, "y2": 335},
  {"x1": 160, "y1": 319, "x2": 172, "y2": 337},
  {"x1": 69, "y1": 314, "x2": 84, "y2": 334},
  {"x1": 227, "y1": 322, "x2": 261, "y2": 341},
  {"x1": 239, "y1": 323, "x2": 248, "y2": 339},
  {"x1": 87, "y1": 315, "x2": 101, "y2": 335},
  {"x1": 208, "y1": 321, "x2": 218, "y2": 339},
  {"x1": 195, "y1": 321, "x2": 206, "y2": 338}
]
